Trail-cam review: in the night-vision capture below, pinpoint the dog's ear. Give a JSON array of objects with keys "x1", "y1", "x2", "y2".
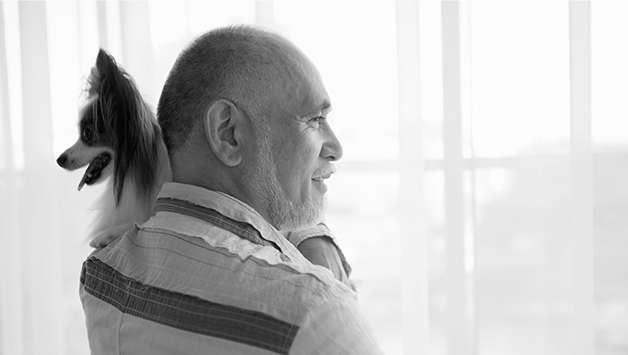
[
  {"x1": 100, "y1": 55, "x2": 156, "y2": 205},
  {"x1": 87, "y1": 49, "x2": 118, "y2": 97},
  {"x1": 96, "y1": 49, "x2": 111, "y2": 70}
]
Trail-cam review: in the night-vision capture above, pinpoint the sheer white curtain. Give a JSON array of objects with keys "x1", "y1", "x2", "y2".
[{"x1": 1, "y1": 1, "x2": 627, "y2": 355}]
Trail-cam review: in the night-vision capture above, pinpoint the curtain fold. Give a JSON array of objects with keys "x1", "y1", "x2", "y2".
[
  {"x1": 568, "y1": 2, "x2": 594, "y2": 355},
  {"x1": 396, "y1": 2, "x2": 428, "y2": 354},
  {"x1": 0, "y1": 5, "x2": 24, "y2": 355}
]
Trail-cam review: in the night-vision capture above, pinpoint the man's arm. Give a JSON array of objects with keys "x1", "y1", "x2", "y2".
[
  {"x1": 284, "y1": 224, "x2": 354, "y2": 289},
  {"x1": 290, "y1": 296, "x2": 384, "y2": 354}
]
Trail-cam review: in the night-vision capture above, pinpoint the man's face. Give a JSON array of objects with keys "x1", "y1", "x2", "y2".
[{"x1": 246, "y1": 55, "x2": 343, "y2": 231}]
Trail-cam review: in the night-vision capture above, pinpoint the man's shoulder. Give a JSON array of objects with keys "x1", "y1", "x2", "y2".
[
  {"x1": 88, "y1": 223, "x2": 355, "y2": 325},
  {"x1": 81, "y1": 213, "x2": 377, "y2": 354}
]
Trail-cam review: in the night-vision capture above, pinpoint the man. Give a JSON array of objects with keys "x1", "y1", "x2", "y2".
[{"x1": 80, "y1": 25, "x2": 383, "y2": 354}]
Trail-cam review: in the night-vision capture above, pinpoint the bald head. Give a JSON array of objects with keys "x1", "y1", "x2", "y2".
[{"x1": 157, "y1": 25, "x2": 313, "y2": 160}]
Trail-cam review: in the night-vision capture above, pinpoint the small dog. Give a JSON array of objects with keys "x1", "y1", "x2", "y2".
[{"x1": 57, "y1": 49, "x2": 171, "y2": 248}]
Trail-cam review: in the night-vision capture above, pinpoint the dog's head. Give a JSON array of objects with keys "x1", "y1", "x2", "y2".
[{"x1": 57, "y1": 49, "x2": 154, "y2": 201}]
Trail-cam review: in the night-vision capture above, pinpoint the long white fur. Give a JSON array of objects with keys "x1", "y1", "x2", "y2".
[{"x1": 89, "y1": 141, "x2": 170, "y2": 247}]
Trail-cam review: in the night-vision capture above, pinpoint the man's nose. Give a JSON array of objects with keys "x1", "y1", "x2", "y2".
[{"x1": 321, "y1": 127, "x2": 343, "y2": 162}]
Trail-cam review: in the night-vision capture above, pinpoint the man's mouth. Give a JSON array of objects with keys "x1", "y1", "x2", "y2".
[
  {"x1": 78, "y1": 152, "x2": 112, "y2": 190},
  {"x1": 312, "y1": 174, "x2": 330, "y2": 182},
  {"x1": 312, "y1": 166, "x2": 337, "y2": 182}
]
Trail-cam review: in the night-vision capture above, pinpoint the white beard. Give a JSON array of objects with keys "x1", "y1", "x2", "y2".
[{"x1": 245, "y1": 132, "x2": 323, "y2": 230}]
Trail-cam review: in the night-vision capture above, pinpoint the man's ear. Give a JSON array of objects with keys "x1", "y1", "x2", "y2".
[{"x1": 204, "y1": 100, "x2": 244, "y2": 167}]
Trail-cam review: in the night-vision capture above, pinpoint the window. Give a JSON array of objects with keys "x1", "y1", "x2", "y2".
[{"x1": 1, "y1": 1, "x2": 626, "y2": 354}]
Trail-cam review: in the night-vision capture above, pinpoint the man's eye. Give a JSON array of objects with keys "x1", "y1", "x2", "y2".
[{"x1": 308, "y1": 116, "x2": 324, "y2": 129}]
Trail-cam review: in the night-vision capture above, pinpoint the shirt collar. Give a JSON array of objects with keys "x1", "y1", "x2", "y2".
[{"x1": 157, "y1": 182, "x2": 309, "y2": 264}]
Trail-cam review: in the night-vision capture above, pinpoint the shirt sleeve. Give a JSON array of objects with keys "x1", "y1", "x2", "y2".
[{"x1": 289, "y1": 295, "x2": 385, "y2": 355}]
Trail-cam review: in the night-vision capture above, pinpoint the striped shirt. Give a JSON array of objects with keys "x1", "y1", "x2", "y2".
[{"x1": 80, "y1": 182, "x2": 383, "y2": 354}]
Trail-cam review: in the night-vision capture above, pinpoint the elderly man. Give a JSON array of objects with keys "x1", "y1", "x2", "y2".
[{"x1": 79, "y1": 25, "x2": 383, "y2": 354}]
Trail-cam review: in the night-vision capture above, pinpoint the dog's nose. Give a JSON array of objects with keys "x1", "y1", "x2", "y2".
[{"x1": 56, "y1": 154, "x2": 67, "y2": 167}]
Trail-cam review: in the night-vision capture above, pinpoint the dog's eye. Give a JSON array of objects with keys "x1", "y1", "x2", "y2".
[{"x1": 82, "y1": 128, "x2": 94, "y2": 144}]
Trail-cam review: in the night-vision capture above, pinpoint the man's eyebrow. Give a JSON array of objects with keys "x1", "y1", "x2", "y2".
[
  {"x1": 310, "y1": 100, "x2": 332, "y2": 116},
  {"x1": 299, "y1": 99, "x2": 332, "y2": 118}
]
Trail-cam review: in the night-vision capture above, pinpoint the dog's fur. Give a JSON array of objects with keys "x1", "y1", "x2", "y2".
[{"x1": 57, "y1": 49, "x2": 171, "y2": 247}]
